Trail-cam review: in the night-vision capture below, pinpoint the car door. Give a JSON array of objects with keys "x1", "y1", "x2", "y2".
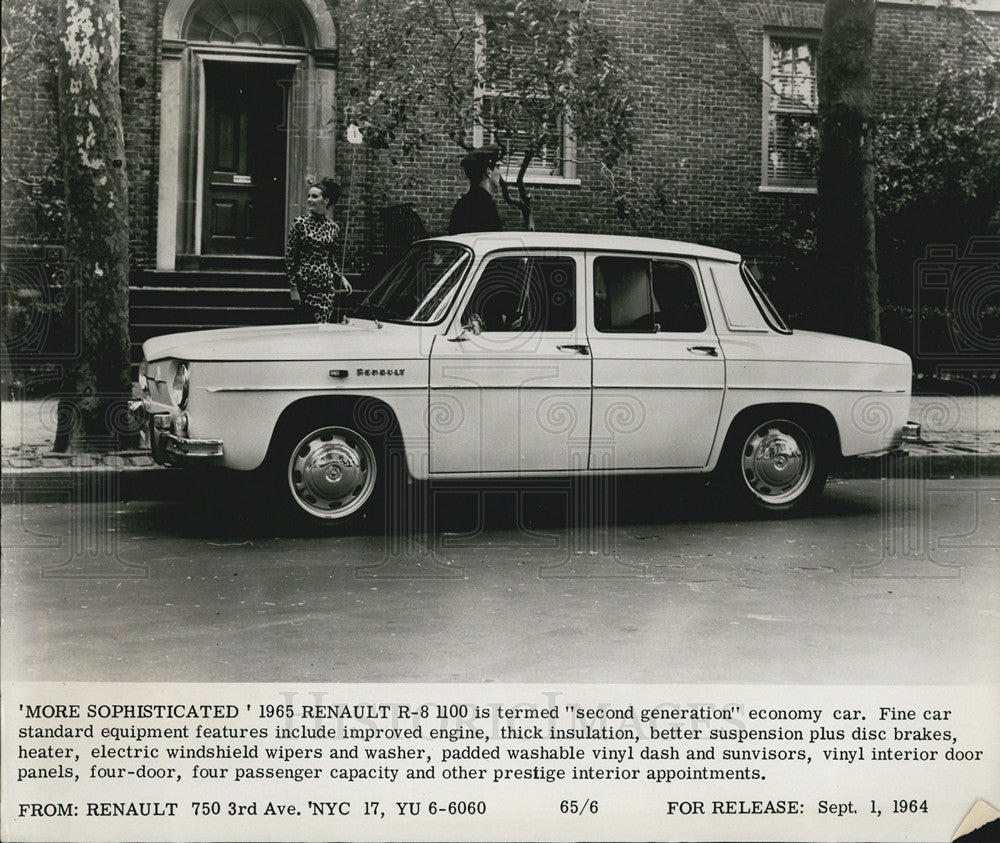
[
  {"x1": 586, "y1": 253, "x2": 725, "y2": 469},
  {"x1": 429, "y1": 251, "x2": 591, "y2": 474}
]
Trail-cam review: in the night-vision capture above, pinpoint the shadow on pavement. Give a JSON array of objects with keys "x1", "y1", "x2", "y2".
[{"x1": 135, "y1": 472, "x2": 881, "y2": 542}]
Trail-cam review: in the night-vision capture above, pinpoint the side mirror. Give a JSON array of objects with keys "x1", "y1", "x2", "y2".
[{"x1": 450, "y1": 312, "x2": 483, "y2": 342}]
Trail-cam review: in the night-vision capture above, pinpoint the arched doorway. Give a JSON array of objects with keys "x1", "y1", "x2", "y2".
[{"x1": 156, "y1": 0, "x2": 338, "y2": 269}]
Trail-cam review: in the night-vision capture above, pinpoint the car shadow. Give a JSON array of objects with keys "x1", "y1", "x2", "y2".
[{"x1": 138, "y1": 471, "x2": 881, "y2": 541}]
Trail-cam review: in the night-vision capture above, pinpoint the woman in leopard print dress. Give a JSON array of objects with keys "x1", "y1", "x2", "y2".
[{"x1": 286, "y1": 178, "x2": 352, "y2": 322}]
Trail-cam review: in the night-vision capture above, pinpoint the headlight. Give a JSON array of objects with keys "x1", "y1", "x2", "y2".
[
  {"x1": 138, "y1": 360, "x2": 149, "y2": 396},
  {"x1": 169, "y1": 361, "x2": 190, "y2": 409}
]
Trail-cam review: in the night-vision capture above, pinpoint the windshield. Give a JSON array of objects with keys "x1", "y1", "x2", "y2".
[{"x1": 355, "y1": 242, "x2": 472, "y2": 324}]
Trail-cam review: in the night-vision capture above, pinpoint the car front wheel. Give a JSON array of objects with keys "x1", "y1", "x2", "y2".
[
  {"x1": 281, "y1": 424, "x2": 382, "y2": 528},
  {"x1": 729, "y1": 417, "x2": 826, "y2": 512}
]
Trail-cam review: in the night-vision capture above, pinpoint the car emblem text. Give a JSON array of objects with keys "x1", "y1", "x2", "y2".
[{"x1": 357, "y1": 368, "x2": 405, "y2": 376}]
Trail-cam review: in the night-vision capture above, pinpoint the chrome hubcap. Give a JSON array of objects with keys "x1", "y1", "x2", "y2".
[
  {"x1": 741, "y1": 421, "x2": 814, "y2": 505},
  {"x1": 288, "y1": 427, "x2": 376, "y2": 518}
]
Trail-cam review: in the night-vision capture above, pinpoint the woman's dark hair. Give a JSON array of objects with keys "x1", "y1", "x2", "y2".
[{"x1": 318, "y1": 177, "x2": 341, "y2": 206}]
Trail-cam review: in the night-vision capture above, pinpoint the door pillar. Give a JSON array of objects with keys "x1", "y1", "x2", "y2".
[{"x1": 156, "y1": 40, "x2": 184, "y2": 270}]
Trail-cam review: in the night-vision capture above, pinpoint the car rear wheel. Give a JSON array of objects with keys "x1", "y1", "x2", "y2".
[
  {"x1": 277, "y1": 423, "x2": 383, "y2": 529},
  {"x1": 729, "y1": 416, "x2": 827, "y2": 512}
]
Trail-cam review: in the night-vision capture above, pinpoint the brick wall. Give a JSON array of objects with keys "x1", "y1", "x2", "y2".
[
  {"x1": 119, "y1": 0, "x2": 162, "y2": 273},
  {"x1": 1, "y1": 0, "x2": 162, "y2": 265},
  {"x1": 1, "y1": 2, "x2": 60, "y2": 244},
  {"x1": 2, "y1": 0, "x2": 996, "y2": 272},
  {"x1": 333, "y1": 0, "x2": 997, "y2": 275}
]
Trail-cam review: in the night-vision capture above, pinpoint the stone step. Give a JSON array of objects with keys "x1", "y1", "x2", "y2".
[
  {"x1": 135, "y1": 270, "x2": 287, "y2": 289},
  {"x1": 175, "y1": 254, "x2": 285, "y2": 272},
  {"x1": 130, "y1": 287, "x2": 293, "y2": 309}
]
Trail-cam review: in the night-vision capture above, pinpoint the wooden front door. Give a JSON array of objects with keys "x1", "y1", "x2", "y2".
[{"x1": 202, "y1": 62, "x2": 292, "y2": 255}]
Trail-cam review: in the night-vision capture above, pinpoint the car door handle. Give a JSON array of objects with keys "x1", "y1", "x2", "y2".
[
  {"x1": 557, "y1": 344, "x2": 590, "y2": 355},
  {"x1": 687, "y1": 345, "x2": 719, "y2": 357}
]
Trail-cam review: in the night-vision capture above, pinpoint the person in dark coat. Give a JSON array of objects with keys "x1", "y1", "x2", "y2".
[{"x1": 448, "y1": 145, "x2": 504, "y2": 235}]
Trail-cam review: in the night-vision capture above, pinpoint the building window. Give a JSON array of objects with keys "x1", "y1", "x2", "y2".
[
  {"x1": 474, "y1": 13, "x2": 577, "y2": 183},
  {"x1": 187, "y1": 0, "x2": 308, "y2": 48},
  {"x1": 762, "y1": 32, "x2": 818, "y2": 190}
]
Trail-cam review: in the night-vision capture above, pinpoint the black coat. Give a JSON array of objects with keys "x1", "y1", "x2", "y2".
[{"x1": 448, "y1": 185, "x2": 503, "y2": 235}]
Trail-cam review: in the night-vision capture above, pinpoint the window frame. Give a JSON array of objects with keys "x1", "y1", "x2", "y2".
[
  {"x1": 357, "y1": 242, "x2": 474, "y2": 326},
  {"x1": 473, "y1": 10, "x2": 579, "y2": 185},
  {"x1": 760, "y1": 29, "x2": 820, "y2": 194},
  {"x1": 707, "y1": 261, "x2": 791, "y2": 335},
  {"x1": 460, "y1": 252, "x2": 580, "y2": 334},
  {"x1": 590, "y1": 253, "x2": 710, "y2": 336}
]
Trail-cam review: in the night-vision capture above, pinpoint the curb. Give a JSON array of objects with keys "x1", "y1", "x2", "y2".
[
  {"x1": 834, "y1": 452, "x2": 1000, "y2": 480},
  {"x1": 3, "y1": 453, "x2": 1000, "y2": 505},
  {"x1": 2, "y1": 465, "x2": 187, "y2": 504}
]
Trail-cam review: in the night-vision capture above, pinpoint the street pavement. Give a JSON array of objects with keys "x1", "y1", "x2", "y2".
[
  {"x1": 2, "y1": 394, "x2": 1000, "y2": 502},
  {"x1": 4, "y1": 395, "x2": 998, "y2": 684},
  {"x1": 3, "y1": 478, "x2": 998, "y2": 684}
]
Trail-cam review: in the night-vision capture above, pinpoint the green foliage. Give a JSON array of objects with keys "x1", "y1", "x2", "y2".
[
  {"x1": 479, "y1": 0, "x2": 635, "y2": 174},
  {"x1": 1, "y1": 0, "x2": 58, "y2": 100},
  {"x1": 756, "y1": 207, "x2": 821, "y2": 329},
  {"x1": 881, "y1": 303, "x2": 1000, "y2": 378},
  {"x1": 601, "y1": 163, "x2": 698, "y2": 241},
  {"x1": 342, "y1": 0, "x2": 636, "y2": 224},
  {"x1": 342, "y1": 0, "x2": 477, "y2": 159},
  {"x1": 758, "y1": 56, "x2": 1000, "y2": 352},
  {"x1": 2, "y1": 0, "x2": 63, "y2": 240},
  {"x1": 874, "y1": 56, "x2": 1000, "y2": 305}
]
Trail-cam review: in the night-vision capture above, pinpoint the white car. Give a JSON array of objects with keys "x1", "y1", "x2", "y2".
[{"x1": 137, "y1": 233, "x2": 919, "y2": 528}]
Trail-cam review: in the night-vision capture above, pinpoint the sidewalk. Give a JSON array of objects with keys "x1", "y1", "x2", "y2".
[{"x1": 3, "y1": 395, "x2": 1000, "y2": 502}]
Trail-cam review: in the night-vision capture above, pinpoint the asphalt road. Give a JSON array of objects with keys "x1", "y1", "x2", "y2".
[{"x1": 2, "y1": 477, "x2": 998, "y2": 686}]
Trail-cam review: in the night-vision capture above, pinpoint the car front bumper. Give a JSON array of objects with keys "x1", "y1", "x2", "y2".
[
  {"x1": 130, "y1": 399, "x2": 224, "y2": 467},
  {"x1": 899, "y1": 421, "x2": 922, "y2": 443}
]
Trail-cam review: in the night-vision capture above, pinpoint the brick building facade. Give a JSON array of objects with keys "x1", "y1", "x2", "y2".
[{"x1": 2, "y1": 0, "x2": 997, "y2": 281}]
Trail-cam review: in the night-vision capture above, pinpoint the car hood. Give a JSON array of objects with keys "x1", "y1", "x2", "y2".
[{"x1": 142, "y1": 320, "x2": 429, "y2": 362}]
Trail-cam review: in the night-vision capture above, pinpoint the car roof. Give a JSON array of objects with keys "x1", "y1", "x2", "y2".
[{"x1": 430, "y1": 231, "x2": 742, "y2": 262}]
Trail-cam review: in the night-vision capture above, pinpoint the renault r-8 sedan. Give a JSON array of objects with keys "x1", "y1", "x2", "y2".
[{"x1": 137, "y1": 233, "x2": 918, "y2": 528}]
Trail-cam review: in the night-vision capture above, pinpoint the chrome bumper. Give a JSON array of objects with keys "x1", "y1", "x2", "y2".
[
  {"x1": 129, "y1": 400, "x2": 224, "y2": 466},
  {"x1": 899, "y1": 421, "x2": 922, "y2": 444}
]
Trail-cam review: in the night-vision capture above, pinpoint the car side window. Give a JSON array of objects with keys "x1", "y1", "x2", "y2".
[
  {"x1": 594, "y1": 256, "x2": 706, "y2": 333},
  {"x1": 709, "y1": 262, "x2": 771, "y2": 332},
  {"x1": 463, "y1": 256, "x2": 576, "y2": 332}
]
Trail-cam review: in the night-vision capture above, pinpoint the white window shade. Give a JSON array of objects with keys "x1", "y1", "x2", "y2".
[
  {"x1": 474, "y1": 11, "x2": 575, "y2": 181},
  {"x1": 762, "y1": 33, "x2": 819, "y2": 190}
]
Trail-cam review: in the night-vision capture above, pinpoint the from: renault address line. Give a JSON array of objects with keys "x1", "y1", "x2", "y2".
[{"x1": 17, "y1": 803, "x2": 180, "y2": 818}]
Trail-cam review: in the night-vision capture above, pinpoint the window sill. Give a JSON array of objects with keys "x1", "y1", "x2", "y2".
[
  {"x1": 510, "y1": 174, "x2": 582, "y2": 187},
  {"x1": 758, "y1": 184, "x2": 818, "y2": 195}
]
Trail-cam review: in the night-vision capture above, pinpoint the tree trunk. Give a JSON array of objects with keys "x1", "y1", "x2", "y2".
[
  {"x1": 817, "y1": 0, "x2": 880, "y2": 342},
  {"x1": 53, "y1": 0, "x2": 131, "y2": 451}
]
